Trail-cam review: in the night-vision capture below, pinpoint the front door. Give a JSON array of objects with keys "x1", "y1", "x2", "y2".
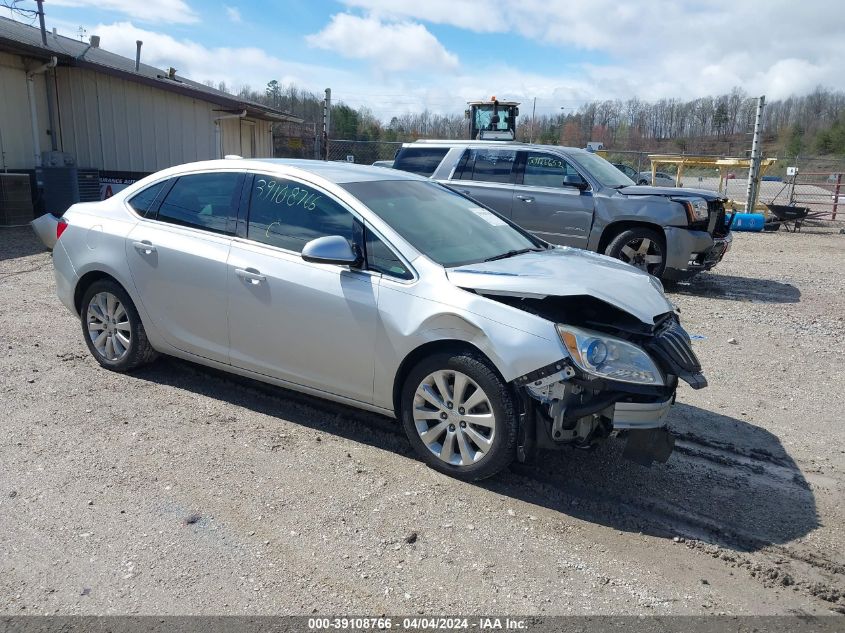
[
  {"x1": 511, "y1": 151, "x2": 595, "y2": 248},
  {"x1": 125, "y1": 171, "x2": 244, "y2": 364},
  {"x1": 227, "y1": 174, "x2": 380, "y2": 403}
]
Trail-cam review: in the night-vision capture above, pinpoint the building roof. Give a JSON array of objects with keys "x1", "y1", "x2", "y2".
[{"x1": 0, "y1": 16, "x2": 302, "y2": 123}]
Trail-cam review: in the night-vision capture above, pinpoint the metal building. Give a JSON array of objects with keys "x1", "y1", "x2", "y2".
[{"x1": 0, "y1": 15, "x2": 300, "y2": 221}]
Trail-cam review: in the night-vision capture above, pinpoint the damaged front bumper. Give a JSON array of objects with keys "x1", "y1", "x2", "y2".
[
  {"x1": 663, "y1": 228, "x2": 732, "y2": 281},
  {"x1": 613, "y1": 396, "x2": 674, "y2": 429},
  {"x1": 513, "y1": 315, "x2": 703, "y2": 467},
  {"x1": 514, "y1": 363, "x2": 679, "y2": 467}
]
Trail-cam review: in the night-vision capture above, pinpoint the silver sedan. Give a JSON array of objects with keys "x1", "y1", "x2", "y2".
[{"x1": 50, "y1": 159, "x2": 706, "y2": 480}]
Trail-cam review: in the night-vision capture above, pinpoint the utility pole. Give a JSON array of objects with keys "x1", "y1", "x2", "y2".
[
  {"x1": 36, "y1": 0, "x2": 47, "y2": 47},
  {"x1": 529, "y1": 97, "x2": 536, "y2": 143},
  {"x1": 745, "y1": 95, "x2": 765, "y2": 213},
  {"x1": 322, "y1": 88, "x2": 331, "y2": 161}
]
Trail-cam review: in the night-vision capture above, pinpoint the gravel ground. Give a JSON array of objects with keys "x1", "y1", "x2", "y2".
[{"x1": 1, "y1": 225, "x2": 844, "y2": 616}]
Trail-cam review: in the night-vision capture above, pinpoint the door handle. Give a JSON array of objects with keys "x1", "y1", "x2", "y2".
[
  {"x1": 516, "y1": 195, "x2": 535, "y2": 203},
  {"x1": 235, "y1": 268, "x2": 266, "y2": 284},
  {"x1": 457, "y1": 189, "x2": 471, "y2": 195},
  {"x1": 132, "y1": 240, "x2": 156, "y2": 253}
]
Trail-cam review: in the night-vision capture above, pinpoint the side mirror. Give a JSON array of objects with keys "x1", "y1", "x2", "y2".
[
  {"x1": 301, "y1": 235, "x2": 361, "y2": 267},
  {"x1": 562, "y1": 174, "x2": 589, "y2": 191}
]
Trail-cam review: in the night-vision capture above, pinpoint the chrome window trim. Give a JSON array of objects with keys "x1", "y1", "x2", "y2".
[
  {"x1": 446, "y1": 179, "x2": 516, "y2": 190},
  {"x1": 124, "y1": 167, "x2": 249, "y2": 230}
]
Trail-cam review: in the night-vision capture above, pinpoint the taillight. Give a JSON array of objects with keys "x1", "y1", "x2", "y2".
[{"x1": 56, "y1": 218, "x2": 68, "y2": 240}]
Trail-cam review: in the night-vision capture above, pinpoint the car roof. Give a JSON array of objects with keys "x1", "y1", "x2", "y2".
[
  {"x1": 154, "y1": 158, "x2": 429, "y2": 184},
  {"x1": 402, "y1": 140, "x2": 593, "y2": 156}
]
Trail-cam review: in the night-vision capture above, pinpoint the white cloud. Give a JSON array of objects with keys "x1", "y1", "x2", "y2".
[
  {"x1": 340, "y1": 0, "x2": 845, "y2": 101},
  {"x1": 58, "y1": 21, "x2": 353, "y2": 95},
  {"x1": 225, "y1": 6, "x2": 241, "y2": 23},
  {"x1": 305, "y1": 13, "x2": 459, "y2": 73},
  {"x1": 48, "y1": 0, "x2": 198, "y2": 24},
  {"x1": 342, "y1": 0, "x2": 507, "y2": 32},
  {"x1": 42, "y1": 0, "x2": 845, "y2": 126}
]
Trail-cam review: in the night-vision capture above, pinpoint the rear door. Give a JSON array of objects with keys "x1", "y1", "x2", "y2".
[
  {"x1": 226, "y1": 173, "x2": 381, "y2": 403},
  {"x1": 125, "y1": 170, "x2": 244, "y2": 363},
  {"x1": 511, "y1": 151, "x2": 595, "y2": 248},
  {"x1": 446, "y1": 147, "x2": 517, "y2": 218}
]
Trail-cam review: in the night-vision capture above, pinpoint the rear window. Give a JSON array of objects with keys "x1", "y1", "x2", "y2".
[
  {"x1": 156, "y1": 172, "x2": 242, "y2": 234},
  {"x1": 454, "y1": 148, "x2": 517, "y2": 183},
  {"x1": 127, "y1": 180, "x2": 168, "y2": 218},
  {"x1": 392, "y1": 147, "x2": 449, "y2": 177}
]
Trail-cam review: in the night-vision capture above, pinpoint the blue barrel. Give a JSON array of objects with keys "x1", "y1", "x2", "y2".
[{"x1": 725, "y1": 212, "x2": 766, "y2": 232}]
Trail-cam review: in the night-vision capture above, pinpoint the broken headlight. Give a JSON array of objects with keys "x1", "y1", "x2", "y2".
[
  {"x1": 675, "y1": 196, "x2": 709, "y2": 223},
  {"x1": 556, "y1": 325, "x2": 665, "y2": 386}
]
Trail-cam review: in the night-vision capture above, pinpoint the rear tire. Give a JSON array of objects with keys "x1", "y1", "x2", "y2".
[
  {"x1": 400, "y1": 351, "x2": 517, "y2": 481},
  {"x1": 605, "y1": 227, "x2": 667, "y2": 278},
  {"x1": 80, "y1": 279, "x2": 157, "y2": 372}
]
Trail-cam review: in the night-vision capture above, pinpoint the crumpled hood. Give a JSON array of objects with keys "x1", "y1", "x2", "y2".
[
  {"x1": 447, "y1": 247, "x2": 674, "y2": 325},
  {"x1": 619, "y1": 185, "x2": 726, "y2": 201}
]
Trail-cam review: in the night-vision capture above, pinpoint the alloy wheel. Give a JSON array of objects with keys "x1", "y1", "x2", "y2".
[
  {"x1": 86, "y1": 291, "x2": 131, "y2": 362},
  {"x1": 619, "y1": 237, "x2": 663, "y2": 274},
  {"x1": 412, "y1": 370, "x2": 496, "y2": 467}
]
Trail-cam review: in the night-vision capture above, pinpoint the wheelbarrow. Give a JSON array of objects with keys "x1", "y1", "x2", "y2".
[{"x1": 765, "y1": 204, "x2": 810, "y2": 232}]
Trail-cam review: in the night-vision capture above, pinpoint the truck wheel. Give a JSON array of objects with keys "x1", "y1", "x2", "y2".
[
  {"x1": 605, "y1": 227, "x2": 666, "y2": 278},
  {"x1": 400, "y1": 351, "x2": 517, "y2": 481}
]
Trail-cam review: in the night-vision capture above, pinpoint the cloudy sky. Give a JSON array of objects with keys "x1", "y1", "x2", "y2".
[{"x1": 9, "y1": 0, "x2": 843, "y2": 119}]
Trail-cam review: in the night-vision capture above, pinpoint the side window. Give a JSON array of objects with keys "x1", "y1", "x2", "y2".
[
  {"x1": 127, "y1": 180, "x2": 168, "y2": 218},
  {"x1": 523, "y1": 153, "x2": 581, "y2": 188},
  {"x1": 365, "y1": 227, "x2": 412, "y2": 280},
  {"x1": 392, "y1": 148, "x2": 449, "y2": 177},
  {"x1": 156, "y1": 172, "x2": 242, "y2": 234},
  {"x1": 455, "y1": 148, "x2": 517, "y2": 184},
  {"x1": 247, "y1": 176, "x2": 355, "y2": 253}
]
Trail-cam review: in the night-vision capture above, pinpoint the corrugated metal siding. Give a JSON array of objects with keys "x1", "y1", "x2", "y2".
[
  {"x1": 1, "y1": 55, "x2": 274, "y2": 172},
  {"x1": 0, "y1": 51, "x2": 50, "y2": 170},
  {"x1": 219, "y1": 117, "x2": 272, "y2": 159},
  {"x1": 54, "y1": 66, "x2": 224, "y2": 171}
]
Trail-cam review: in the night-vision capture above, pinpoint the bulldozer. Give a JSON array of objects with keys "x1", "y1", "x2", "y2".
[{"x1": 466, "y1": 97, "x2": 520, "y2": 140}]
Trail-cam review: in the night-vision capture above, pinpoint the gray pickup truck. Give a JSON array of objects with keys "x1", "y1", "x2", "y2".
[{"x1": 392, "y1": 141, "x2": 732, "y2": 281}]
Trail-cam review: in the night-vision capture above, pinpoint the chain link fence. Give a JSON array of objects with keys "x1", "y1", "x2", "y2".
[
  {"x1": 325, "y1": 140, "x2": 403, "y2": 164},
  {"x1": 272, "y1": 122, "x2": 321, "y2": 160}
]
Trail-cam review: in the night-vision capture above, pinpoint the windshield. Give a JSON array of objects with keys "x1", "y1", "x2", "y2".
[
  {"x1": 574, "y1": 152, "x2": 635, "y2": 188},
  {"x1": 473, "y1": 104, "x2": 513, "y2": 133},
  {"x1": 342, "y1": 180, "x2": 542, "y2": 268}
]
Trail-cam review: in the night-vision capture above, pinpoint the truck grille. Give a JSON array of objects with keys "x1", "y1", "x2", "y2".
[{"x1": 709, "y1": 200, "x2": 729, "y2": 237}]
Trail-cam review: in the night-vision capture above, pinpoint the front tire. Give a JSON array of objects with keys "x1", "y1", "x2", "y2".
[
  {"x1": 605, "y1": 227, "x2": 667, "y2": 278},
  {"x1": 80, "y1": 279, "x2": 157, "y2": 372},
  {"x1": 400, "y1": 351, "x2": 517, "y2": 481}
]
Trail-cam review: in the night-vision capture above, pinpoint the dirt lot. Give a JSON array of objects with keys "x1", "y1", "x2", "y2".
[{"x1": 1, "y1": 225, "x2": 844, "y2": 616}]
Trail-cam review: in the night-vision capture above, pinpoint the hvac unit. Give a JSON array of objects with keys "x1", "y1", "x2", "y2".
[
  {"x1": 39, "y1": 167, "x2": 101, "y2": 215},
  {"x1": 0, "y1": 173, "x2": 34, "y2": 226},
  {"x1": 41, "y1": 151, "x2": 76, "y2": 168}
]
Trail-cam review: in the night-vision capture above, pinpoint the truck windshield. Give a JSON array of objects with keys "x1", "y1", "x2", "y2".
[
  {"x1": 574, "y1": 152, "x2": 636, "y2": 188},
  {"x1": 474, "y1": 105, "x2": 512, "y2": 132},
  {"x1": 342, "y1": 180, "x2": 543, "y2": 268}
]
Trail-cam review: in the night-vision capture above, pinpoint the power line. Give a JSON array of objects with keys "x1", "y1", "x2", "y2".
[{"x1": 2, "y1": 0, "x2": 38, "y2": 24}]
